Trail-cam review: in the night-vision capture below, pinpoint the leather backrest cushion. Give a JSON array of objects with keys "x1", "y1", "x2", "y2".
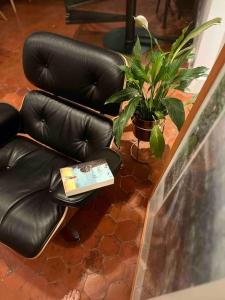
[
  {"x1": 20, "y1": 91, "x2": 113, "y2": 161},
  {"x1": 23, "y1": 32, "x2": 125, "y2": 116},
  {"x1": 0, "y1": 103, "x2": 20, "y2": 145}
]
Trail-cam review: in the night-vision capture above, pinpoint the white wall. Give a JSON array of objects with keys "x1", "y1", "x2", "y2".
[{"x1": 189, "y1": 0, "x2": 225, "y2": 94}]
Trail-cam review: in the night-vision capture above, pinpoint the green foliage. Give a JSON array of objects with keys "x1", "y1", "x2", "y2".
[
  {"x1": 105, "y1": 87, "x2": 140, "y2": 104},
  {"x1": 168, "y1": 25, "x2": 190, "y2": 61},
  {"x1": 164, "y1": 98, "x2": 185, "y2": 130},
  {"x1": 149, "y1": 51, "x2": 165, "y2": 83},
  {"x1": 131, "y1": 60, "x2": 149, "y2": 87},
  {"x1": 170, "y1": 18, "x2": 221, "y2": 61},
  {"x1": 150, "y1": 125, "x2": 165, "y2": 158},
  {"x1": 175, "y1": 66, "x2": 208, "y2": 91},
  {"x1": 105, "y1": 17, "x2": 221, "y2": 158},
  {"x1": 113, "y1": 96, "x2": 141, "y2": 147},
  {"x1": 133, "y1": 36, "x2": 142, "y2": 59}
]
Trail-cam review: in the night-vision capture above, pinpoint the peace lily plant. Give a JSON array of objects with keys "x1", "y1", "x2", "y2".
[{"x1": 105, "y1": 15, "x2": 221, "y2": 158}]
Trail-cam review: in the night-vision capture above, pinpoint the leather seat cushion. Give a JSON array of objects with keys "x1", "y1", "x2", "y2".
[{"x1": 0, "y1": 136, "x2": 75, "y2": 258}]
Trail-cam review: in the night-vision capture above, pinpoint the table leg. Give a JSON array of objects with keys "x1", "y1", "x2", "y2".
[
  {"x1": 125, "y1": 0, "x2": 137, "y2": 53},
  {"x1": 156, "y1": 0, "x2": 161, "y2": 14},
  {"x1": 163, "y1": 0, "x2": 170, "y2": 29},
  {"x1": 103, "y1": 0, "x2": 138, "y2": 54}
]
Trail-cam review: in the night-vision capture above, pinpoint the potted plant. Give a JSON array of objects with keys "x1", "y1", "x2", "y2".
[{"x1": 105, "y1": 15, "x2": 221, "y2": 158}]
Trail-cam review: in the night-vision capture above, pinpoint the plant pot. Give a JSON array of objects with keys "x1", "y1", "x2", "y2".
[{"x1": 132, "y1": 114, "x2": 164, "y2": 142}]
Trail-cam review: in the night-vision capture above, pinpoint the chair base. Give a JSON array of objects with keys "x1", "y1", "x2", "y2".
[
  {"x1": 63, "y1": 223, "x2": 81, "y2": 242},
  {"x1": 29, "y1": 207, "x2": 79, "y2": 259}
]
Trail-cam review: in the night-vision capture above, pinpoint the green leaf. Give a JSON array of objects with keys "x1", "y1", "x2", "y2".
[
  {"x1": 164, "y1": 97, "x2": 185, "y2": 130},
  {"x1": 175, "y1": 66, "x2": 208, "y2": 91},
  {"x1": 150, "y1": 125, "x2": 165, "y2": 158},
  {"x1": 131, "y1": 59, "x2": 149, "y2": 86},
  {"x1": 174, "y1": 45, "x2": 193, "y2": 59},
  {"x1": 105, "y1": 87, "x2": 140, "y2": 104},
  {"x1": 123, "y1": 55, "x2": 133, "y2": 67},
  {"x1": 172, "y1": 17, "x2": 221, "y2": 60},
  {"x1": 121, "y1": 56, "x2": 148, "y2": 87},
  {"x1": 149, "y1": 51, "x2": 165, "y2": 83},
  {"x1": 172, "y1": 47, "x2": 194, "y2": 68},
  {"x1": 182, "y1": 17, "x2": 221, "y2": 44},
  {"x1": 119, "y1": 65, "x2": 140, "y2": 87},
  {"x1": 113, "y1": 96, "x2": 141, "y2": 147},
  {"x1": 133, "y1": 36, "x2": 142, "y2": 59},
  {"x1": 169, "y1": 25, "x2": 190, "y2": 60},
  {"x1": 160, "y1": 57, "x2": 183, "y2": 82},
  {"x1": 154, "y1": 111, "x2": 165, "y2": 119},
  {"x1": 160, "y1": 49, "x2": 192, "y2": 83}
]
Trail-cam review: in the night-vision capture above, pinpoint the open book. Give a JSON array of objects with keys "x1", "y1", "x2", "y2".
[{"x1": 60, "y1": 159, "x2": 114, "y2": 197}]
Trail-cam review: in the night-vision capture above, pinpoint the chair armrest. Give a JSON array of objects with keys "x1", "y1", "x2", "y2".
[
  {"x1": 52, "y1": 148, "x2": 121, "y2": 207},
  {"x1": 0, "y1": 103, "x2": 20, "y2": 145}
]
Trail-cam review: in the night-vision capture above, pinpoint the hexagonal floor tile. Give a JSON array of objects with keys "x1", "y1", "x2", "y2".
[
  {"x1": 0, "y1": 258, "x2": 10, "y2": 279},
  {"x1": 41, "y1": 257, "x2": 67, "y2": 283},
  {"x1": 84, "y1": 273, "x2": 107, "y2": 299},
  {"x1": 98, "y1": 236, "x2": 120, "y2": 256},
  {"x1": 115, "y1": 220, "x2": 140, "y2": 242},
  {"x1": 96, "y1": 215, "x2": 116, "y2": 236},
  {"x1": 106, "y1": 281, "x2": 130, "y2": 300},
  {"x1": 84, "y1": 249, "x2": 103, "y2": 273},
  {"x1": 119, "y1": 241, "x2": 139, "y2": 263},
  {"x1": 103, "y1": 256, "x2": 125, "y2": 284}
]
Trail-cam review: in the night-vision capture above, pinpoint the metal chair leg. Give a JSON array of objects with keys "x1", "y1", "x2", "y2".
[
  {"x1": 0, "y1": 10, "x2": 7, "y2": 21},
  {"x1": 65, "y1": 223, "x2": 81, "y2": 241},
  {"x1": 10, "y1": 0, "x2": 17, "y2": 14}
]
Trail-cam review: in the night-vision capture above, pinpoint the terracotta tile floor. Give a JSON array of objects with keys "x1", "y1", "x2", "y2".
[{"x1": 0, "y1": 0, "x2": 192, "y2": 299}]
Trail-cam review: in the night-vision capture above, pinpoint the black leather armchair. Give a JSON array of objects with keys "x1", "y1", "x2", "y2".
[{"x1": 0, "y1": 32, "x2": 124, "y2": 258}]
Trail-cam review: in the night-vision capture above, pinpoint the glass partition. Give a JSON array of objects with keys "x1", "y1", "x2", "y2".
[{"x1": 132, "y1": 51, "x2": 225, "y2": 299}]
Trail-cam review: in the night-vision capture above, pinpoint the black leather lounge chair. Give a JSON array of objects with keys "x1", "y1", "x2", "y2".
[{"x1": 0, "y1": 32, "x2": 124, "y2": 258}]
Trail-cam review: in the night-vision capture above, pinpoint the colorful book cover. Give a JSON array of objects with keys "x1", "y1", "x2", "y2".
[{"x1": 60, "y1": 159, "x2": 114, "y2": 197}]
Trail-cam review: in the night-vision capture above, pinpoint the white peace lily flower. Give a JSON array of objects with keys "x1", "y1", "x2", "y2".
[{"x1": 134, "y1": 15, "x2": 149, "y2": 31}]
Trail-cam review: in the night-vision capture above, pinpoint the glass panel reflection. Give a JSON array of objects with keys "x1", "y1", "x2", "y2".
[{"x1": 132, "y1": 67, "x2": 225, "y2": 299}]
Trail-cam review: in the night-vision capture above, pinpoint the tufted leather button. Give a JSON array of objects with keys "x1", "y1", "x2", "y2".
[
  {"x1": 6, "y1": 166, "x2": 11, "y2": 170},
  {"x1": 41, "y1": 119, "x2": 45, "y2": 123},
  {"x1": 45, "y1": 63, "x2": 48, "y2": 68}
]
